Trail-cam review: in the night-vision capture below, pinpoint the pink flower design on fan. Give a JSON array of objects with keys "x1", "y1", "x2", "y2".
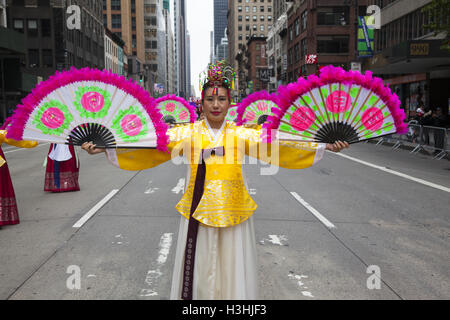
[
  {"x1": 41, "y1": 108, "x2": 65, "y2": 129},
  {"x1": 246, "y1": 111, "x2": 256, "y2": 121},
  {"x1": 229, "y1": 110, "x2": 236, "y2": 117},
  {"x1": 81, "y1": 92, "x2": 105, "y2": 112},
  {"x1": 290, "y1": 107, "x2": 316, "y2": 131},
  {"x1": 121, "y1": 114, "x2": 143, "y2": 136},
  {"x1": 179, "y1": 110, "x2": 188, "y2": 121},
  {"x1": 257, "y1": 101, "x2": 268, "y2": 112},
  {"x1": 165, "y1": 103, "x2": 176, "y2": 113},
  {"x1": 362, "y1": 108, "x2": 384, "y2": 131},
  {"x1": 326, "y1": 91, "x2": 351, "y2": 113}
]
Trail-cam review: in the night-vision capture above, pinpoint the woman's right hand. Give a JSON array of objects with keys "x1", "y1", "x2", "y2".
[{"x1": 81, "y1": 142, "x2": 106, "y2": 155}]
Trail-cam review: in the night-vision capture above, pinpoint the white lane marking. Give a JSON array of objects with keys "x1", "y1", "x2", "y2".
[
  {"x1": 249, "y1": 188, "x2": 257, "y2": 195},
  {"x1": 3, "y1": 142, "x2": 50, "y2": 154},
  {"x1": 144, "y1": 181, "x2": 159, "y2": 194},
  {"x1": 332, "y1": 152, "x2": 450, "y2": 193},
  {"x1": 72, "y1": 189, "x2": 119, "y2": 228},
  {"x1": 171, "y1": 178, "x2": 185, "y2": 194},
  {"x1": 140, "y1": 233, "x2": 173, "y2": 297},
  {"x1": 290, "y1": 192, "x2": 336, "y2": 229}
]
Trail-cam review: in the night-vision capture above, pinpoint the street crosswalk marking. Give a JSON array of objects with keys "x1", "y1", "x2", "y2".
[
  {"x1": 290, "y1": 192, "x2": 336, "y2": 229},
  {"x1": 332, "y1": 152, "x2": 450, "y2": 193}
]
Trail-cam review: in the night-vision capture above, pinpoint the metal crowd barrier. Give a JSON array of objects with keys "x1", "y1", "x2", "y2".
[{"x1": 372, "y1": 121, "x2": 449, "y2": 160}]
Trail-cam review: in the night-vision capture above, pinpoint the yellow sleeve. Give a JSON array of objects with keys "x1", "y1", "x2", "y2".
[
  {"x1": 106, "y1": 124, "x2": 190, "y2": 171},
  {"x1": 0, "y1": 130, "x2": 38, "y2": 149},
  {"x1": 238, "y1": 126, "x2": 325, "y2": 169}
]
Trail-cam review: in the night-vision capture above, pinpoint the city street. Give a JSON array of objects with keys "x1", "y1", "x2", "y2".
[{"x1": 0, "y1": 141, "x2": 448, "y2": 300}]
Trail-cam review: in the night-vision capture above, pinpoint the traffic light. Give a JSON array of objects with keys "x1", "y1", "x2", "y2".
[{"x1": 139, "y1": 73, "x2": 144, "y2": 83}]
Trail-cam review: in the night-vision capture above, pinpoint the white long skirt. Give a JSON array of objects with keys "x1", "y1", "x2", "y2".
[{"x1": 169, "y1": 216, "x2": 258, "y2": 300}]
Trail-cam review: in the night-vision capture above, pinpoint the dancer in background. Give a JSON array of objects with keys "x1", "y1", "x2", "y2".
[
  {"x1": 0, "y1": 129, "x2": 37, "y2": 227},
  {"x1": 44, "y1": 144, "x2": 80, "y2": 192}
]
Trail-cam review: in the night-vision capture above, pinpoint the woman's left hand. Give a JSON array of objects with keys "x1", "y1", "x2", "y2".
[{"x1": 326, "y1": 141, "x2": 350, "y2": 153}]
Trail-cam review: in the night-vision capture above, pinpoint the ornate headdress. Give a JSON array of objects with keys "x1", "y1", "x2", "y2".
[{"x1": 199, "y1": 60, "x2": 236, "y2": 99}]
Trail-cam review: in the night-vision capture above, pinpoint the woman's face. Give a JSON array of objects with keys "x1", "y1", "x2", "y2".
[{"x1": 202, "y1": 87, "x2": 230, "y2": 125}]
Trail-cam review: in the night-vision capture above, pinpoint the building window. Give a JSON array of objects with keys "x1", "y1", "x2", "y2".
[
  {"x1": 41, "y1": 19, "x2": 51, "y2": 37},
  {"x1": 317, "y1": 36, "x2": 349, "y2": 54},
  {"x1": 111, "y1": 0, "x2": 121, "y2": 10},
  {"x1": 28, "y1": 49, "x2": 39, "y2": 67},
  {"x1": 317, "y1": 7, "x2": 349, "y2": 26},
  {"x1": 13, "y1": 19, "x2": 24, "y2": 33},
  {"x1": 301, "y1": 38, "x2": 307, "y2": 57},
  {"x1": 112, "y1": 15, "x2": 121, "y2": 28},
  {"x1": 301, "y1": 11, "x2": 308, "y2": 31},
  {"x1": 27, "y1": 19, "x2": 38, "y2": 37},
  {"x1": 42, "y1": 49, "x2": 53, "y2": 67}
]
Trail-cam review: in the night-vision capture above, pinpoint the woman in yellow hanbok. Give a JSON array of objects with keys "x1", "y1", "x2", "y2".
[{"x1": 82, "y1": 63, "x2": 348, "y2": 300}]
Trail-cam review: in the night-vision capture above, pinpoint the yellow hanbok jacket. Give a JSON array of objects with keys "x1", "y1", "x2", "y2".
[
  {"x1": 0, "y1": 130, "x2": 38, "y2": 167},
  {"x1": 106, "y1": 120, "x2": 325, "y2": 228}
]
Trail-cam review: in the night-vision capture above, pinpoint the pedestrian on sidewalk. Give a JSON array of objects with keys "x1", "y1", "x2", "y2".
[
  {"x1": 81, "y1": 61, "x2": 349, "y2": 300},
  {"x1": 431, "y1": 108, "x2": 448, "y2": 156}
]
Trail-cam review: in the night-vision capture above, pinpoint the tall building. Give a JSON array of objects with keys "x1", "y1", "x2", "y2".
[
  {"x1": 214, "y1": 0, "x2": 227, "y2": 59},
  {"x1": 1, "y1": 0, "x2": 29, "y2": 122},
  {"x1": 174, "y1": 0, "x2": 187, "y2": 97},
  {"x1": 266, "y1": 1, "x2": 292, "y2": 92},
  {"x1": 186, "y1": 31, "x2": 191, "y2": 97},
  {"x1": 163, "y1": 0, "x2": 175, "y2": 93},
  {"x1": 3, "y1": 0, "x2": 104, "y2": 121},
  {"x1": 104, "y1": 0, "x2": 146, "y2": 86},
  {"x1": 227, "y1": 0, "x2": 274, "y2": 99},
  {"x1": 367, "y1": 0, "x2": 450, "y2": 118},
  {"x1": 216, "y1": 34, "x2": 228, "y2": 62},
  {"x1": 143, "y1": 0, "x2": 167, "y2": 94},
  {"x1": 210, "y1": 31, "x2": 215, "y2": 63},
  {"x1": 286, "y1": 0, "x2": 370, "y2": 83},
  {"x1": 105, "y1": 28, "x2": 126, "y2": 76}
]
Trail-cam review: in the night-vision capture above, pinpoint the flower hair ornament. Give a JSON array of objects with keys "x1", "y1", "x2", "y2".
[{"x1": 199, "y1": 60, "x2": 236, "y2": 100}]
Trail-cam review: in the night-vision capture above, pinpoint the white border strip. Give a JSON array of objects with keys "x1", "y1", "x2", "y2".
[
  {"x1": 290, "y1": 192, "x2": 336, "y2": 229},
  {"x1": 73, "y1": 189, "x2": 119, "y2": 228},
  {"x1": 333, "y1": 152, "x2": 450, "y2": 193}
]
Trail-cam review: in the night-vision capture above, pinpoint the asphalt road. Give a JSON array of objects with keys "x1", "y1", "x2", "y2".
[{"x1": 0, "y1": 141, "x2": 449, "y2": 300}]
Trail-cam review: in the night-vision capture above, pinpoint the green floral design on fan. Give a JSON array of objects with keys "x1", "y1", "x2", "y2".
[
  {"x1": 33, "y1": 100, "x2": 73, "y2": 136},
  {"x1": 74, "y1": 86, "x2": 112, "y2": 119},
  {"x1": 111, "y1": 106, "x2": 149, "y2": 143},
  {"x1": 159, "y1": 101, "x2": 188, "y2": 122}
]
